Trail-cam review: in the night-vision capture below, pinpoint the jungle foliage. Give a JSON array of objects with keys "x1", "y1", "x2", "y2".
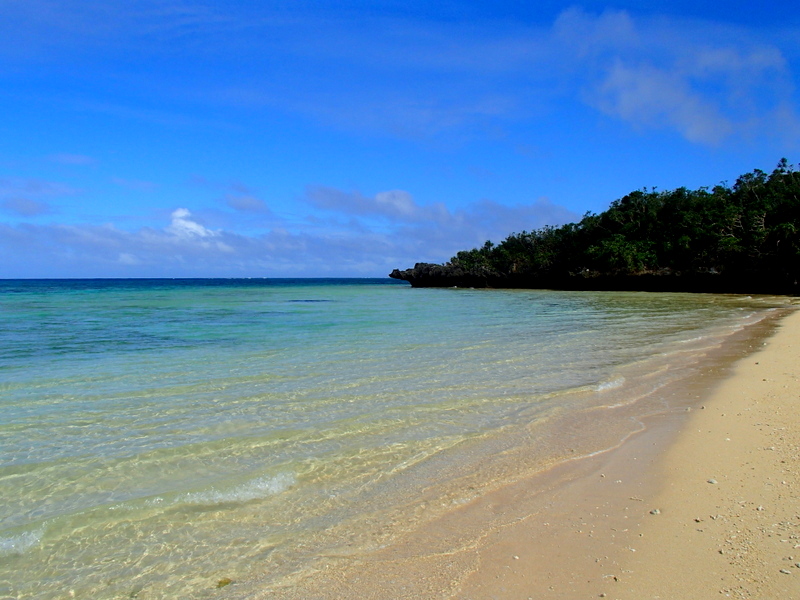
[{"x1": 394, "y1": 160, "x2": 800, "y2": 293}]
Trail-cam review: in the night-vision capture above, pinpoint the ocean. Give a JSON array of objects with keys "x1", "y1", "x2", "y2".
[{"x1": 0, "y1": 279, "x2": 788, "y2": 598}]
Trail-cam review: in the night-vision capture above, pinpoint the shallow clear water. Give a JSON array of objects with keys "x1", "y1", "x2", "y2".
[{"x1": 0, "y1": 279, "x2": 786, "y2": 598}]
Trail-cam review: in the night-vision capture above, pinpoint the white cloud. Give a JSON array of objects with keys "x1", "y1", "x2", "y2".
[
  {"x1": 553, "y1": 8, "x2": 798, "y2": 145},
  {"x1": 687, "y1": 45, "x2": 785, "y2": 77},
  {"x1": 223, "y1": 7, "x2": 798, "y2": 145},
  {"x1": 592, "y1": 61, "x2": 733, "y2": 144},
  {"x1": 374, "y1": 190, "x2": 417, "y2": 219},
  {"x1": 553, "y1": 7, "x2": 639, "y2": 57},
  {"x1": 305, "y1": 186, "x2": 451, "y2": 223},
  {"x1": 166, "y1": 207, "x2": 215, "y2": 238},
  {"x1": 300, "y1": 187, "x2": 580, "y2": 270},
  {"x1": 3, "y1": 2, "x2": 796, "y2": 146},
  {"x1": 0, "y1": 190, "x2": 578, "y2": 278}
]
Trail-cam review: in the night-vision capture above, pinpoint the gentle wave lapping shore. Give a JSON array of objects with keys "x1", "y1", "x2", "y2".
[
  {"x1": 448, "y1": 308, "x2": 800, "y2": 600},
  {"x1": 244, "y1": 306, "x2": 800, "y2": 600}
]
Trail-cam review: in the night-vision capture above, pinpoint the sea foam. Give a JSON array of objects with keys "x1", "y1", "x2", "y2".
[
  {"x1": 0, "y1": 528, "x2": 44, "y2": 557},
  {"x1": 180, "y1": 473, "x2": 295, "y2": 506},
  {"x1": 596, "y1": 377, "x2": 625, "y2": 392}
]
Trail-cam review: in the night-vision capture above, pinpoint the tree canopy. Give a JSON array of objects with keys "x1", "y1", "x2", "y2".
[{"x1": 391, "y1": 160, "x2": 800, "y2": 294}]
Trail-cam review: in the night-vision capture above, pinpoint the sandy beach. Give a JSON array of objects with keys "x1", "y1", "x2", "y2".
[
  {"x1": 609, "y1": 306, "x2": 800, "y2": 600},
  {"x1": 454, "y1": 307, "x2": 800, "y2": 600},
  {"x1": 253, "y1": 305, "x2": 800, "y2": 600}
]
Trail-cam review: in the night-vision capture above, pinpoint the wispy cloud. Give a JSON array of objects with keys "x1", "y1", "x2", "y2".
[
  {"x1": 591, "y1": 60, "x2": 734, "y2": 144},
  {"x1": 0, "y1": 189, "x2": 578, "y2": 277},
  {"x1": 1, "y1": 198, "x2": 52, "y2": 217},
  {"x1": 225, "y1": 194, "x2": 270, "y2": 213},
  {"x1": 301, "y1": 186, "x2": 579, "y2": 267},
  {"x1": 306, "y1": 186, "x2": 450, "y2": 223},
  {"x1": 0, "y1": 177, "x2": 76, "y2": 198},
  {"x1": 555, "y1": 8, "x2": 797, "y2": 145},
  {"x1": 207, "y1": 7, "x2": 797, "y2": 145},
  {"x1": 3, "y1": 3, "x2": 796, "y2": 145},
  {"x1": 189, "y1": 177, "x2": 273, "y2": 215},
  {"x1": 0, "y1": 0, "x2": 238, "y2": 62},
  {"x1": 306, "y1": 186, "x2": 575, "y2": 230},
  {"x1": 0, "y1": 178, "x2": 77, "y2": 217}
]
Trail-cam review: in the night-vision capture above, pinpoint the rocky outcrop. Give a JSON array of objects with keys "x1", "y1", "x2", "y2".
[
  {"x1": 389, "y1": 264, "x2": 800, "y2": 294},
  {"x1": 389, "y1": 263, "x2": 492, "y2": 288}
]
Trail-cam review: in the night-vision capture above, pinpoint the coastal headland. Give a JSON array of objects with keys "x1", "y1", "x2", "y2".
[
  {"x1": 390, "y1": 161, "x2": 800, "y2": 297},
  {"x1": 250, "y1": 306, "x2": 800, "y2": 599}
]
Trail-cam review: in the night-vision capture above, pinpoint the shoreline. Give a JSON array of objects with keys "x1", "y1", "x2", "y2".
[
  {"x1": 246, "y1": 304, "x2": 799, "y2": 599},
  {"x1": 455, "y1": 306, "x2": 800, "y2": 599},
  {"x1": 613, "y1": 307, "x2": 800, "y2": 599}
]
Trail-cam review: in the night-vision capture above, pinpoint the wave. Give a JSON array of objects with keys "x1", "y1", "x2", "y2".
[
  {"x1": 0, "y1": 528, "x2": 44, "y2": 557},
  {"x1": 596, "y1": 377, "x2": 625, "y2": 392},
  {"x1": 179, "y1": 473, "x2": 295, "y2": 506}
]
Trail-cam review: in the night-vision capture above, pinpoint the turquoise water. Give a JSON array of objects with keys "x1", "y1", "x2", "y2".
[{"x1": 0, "y1": 279, "x2": 786, "y2": 598}]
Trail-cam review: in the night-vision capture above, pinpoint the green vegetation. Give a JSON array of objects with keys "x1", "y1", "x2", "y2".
[{"x1": 391, "y1": 159, "x2": 800, "y2": 293}]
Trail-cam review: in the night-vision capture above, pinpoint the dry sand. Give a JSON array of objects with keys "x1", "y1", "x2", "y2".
[{"x1": 253, "y1": 306, "x2": 800, "y2": 600}]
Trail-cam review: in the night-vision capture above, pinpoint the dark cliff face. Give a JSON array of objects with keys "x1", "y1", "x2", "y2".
[
  {"x1": 389, "y1": 264, "x2": 799, "y2": 295},
  {"x1": 389, "y1": 263, "x2": 489, "y2": 288}
]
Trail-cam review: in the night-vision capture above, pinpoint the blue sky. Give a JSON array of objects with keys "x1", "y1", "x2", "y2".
[{"x1": 1, "y1": 1, "x2": 798, "y2": 278}]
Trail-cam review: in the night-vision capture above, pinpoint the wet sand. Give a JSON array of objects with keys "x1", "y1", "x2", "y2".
[{"x1": 251, "y1": 306, "x2": 800, "y2": 600}]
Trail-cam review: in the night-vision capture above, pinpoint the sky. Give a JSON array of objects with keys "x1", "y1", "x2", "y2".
[{"x1": 1, "y1": 1, "x2": 799, "y2": 278}]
